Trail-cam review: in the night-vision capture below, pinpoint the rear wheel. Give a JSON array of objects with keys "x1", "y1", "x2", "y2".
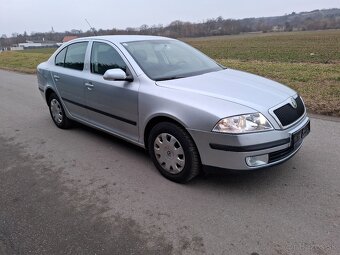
[
  {"x1": 48, "y1": 93, "x2": 72, "y2": 129},
  {"x1": 148, "y1": 122, "x2": 201, "y2": 183}
]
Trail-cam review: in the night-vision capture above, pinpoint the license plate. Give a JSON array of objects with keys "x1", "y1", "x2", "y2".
[{"x1": 292, "y1": 121, "x2": 310, "y2": 148}]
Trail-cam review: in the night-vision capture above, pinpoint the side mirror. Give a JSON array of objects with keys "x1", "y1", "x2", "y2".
[{"x1": 103, "y1": 69, "x2": 132, "y2": 81}]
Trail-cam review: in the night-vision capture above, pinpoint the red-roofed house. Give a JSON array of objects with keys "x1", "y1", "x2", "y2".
[{"x1": 62, "y1": 36, "x2": 78, "y2": 43}]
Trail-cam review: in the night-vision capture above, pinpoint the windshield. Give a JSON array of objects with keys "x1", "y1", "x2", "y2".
[{"x1": 122, "y1": 40, "x2": 223, "y2": 81}]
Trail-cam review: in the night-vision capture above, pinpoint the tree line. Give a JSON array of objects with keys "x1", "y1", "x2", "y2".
[{"x1": 1, "y1": 8, "x2": 339, "y2": 48}]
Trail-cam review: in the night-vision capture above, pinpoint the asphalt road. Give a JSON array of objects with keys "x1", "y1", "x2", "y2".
[{"x1": 0, "y1": 69, "x2": 339, "y2": 255}]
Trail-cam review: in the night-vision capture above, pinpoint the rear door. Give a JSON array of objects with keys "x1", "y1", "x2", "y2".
[
  {"x1": 51, "y1": 41, "x2": 89, "y2": 121},
  {"x1": 84, "y1": 41, "x2": 140, "y2": 141}
]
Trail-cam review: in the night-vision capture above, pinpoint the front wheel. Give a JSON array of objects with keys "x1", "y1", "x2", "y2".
[
  {"x1": 148, "y1": 122, "x2": 201, "y2": 183},
  {"x1": 48, "y1": 93, "x2": 72, "y2": 129}
]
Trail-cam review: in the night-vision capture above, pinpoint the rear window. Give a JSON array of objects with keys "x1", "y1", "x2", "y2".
[
  {"x1": 64, "y1": 42, "x2": 88, "y2": 71},
  {"x1": 55, "y1": 42, "x2": 88, "y2": 70}
]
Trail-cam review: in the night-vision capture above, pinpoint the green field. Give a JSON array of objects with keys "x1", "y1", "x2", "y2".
[
  {"x1": 0, "y1": 30, "x2": 339, "y2": 116},
  {"x1": 185, "y1": 30, "x2": 340, "y2": 63},
  {"x1": 0, "y1": 48, "x2": 55, "y2": 74}
]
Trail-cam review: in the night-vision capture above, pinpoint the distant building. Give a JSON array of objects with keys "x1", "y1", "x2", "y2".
[
  {"x1": 70, "y1": 29, "x2": 82, "y2": 34},
  {"x1": 18, "y1": 40, "x2": 59, "y2": 49},
  {"x1": 19, "y1": 41, "x2": 42, "y2": 48},
  {"x1": 272, "y1": 26, "x2": 285, "y2": 32},
  {"x1": 62, "y1": 36, "x2": 78, "y2": 43},
  {"x1": 10, "y1": 46, "x2": 24, "y2": 51}
]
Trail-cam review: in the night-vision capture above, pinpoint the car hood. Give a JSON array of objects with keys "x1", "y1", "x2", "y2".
[{"x1": 156, "y1": 69, "x2": 296, "y2": 113}]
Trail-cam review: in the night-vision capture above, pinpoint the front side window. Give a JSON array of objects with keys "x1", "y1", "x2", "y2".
[
  {"x1": 64, "y1": 42, "x2": 88, "y2": 71},
  {"x1": 91, "y1": 42, "x2": 127, "y2": 75}
]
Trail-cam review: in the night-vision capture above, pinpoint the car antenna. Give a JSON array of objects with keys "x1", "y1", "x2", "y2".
[{"x1": 85, "y1": 19, "x2": 97, "y2": 36}]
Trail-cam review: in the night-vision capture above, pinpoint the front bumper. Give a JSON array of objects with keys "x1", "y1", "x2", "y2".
[{"x1": 188, "y1": 115, "x2": 310, "y2": 170}]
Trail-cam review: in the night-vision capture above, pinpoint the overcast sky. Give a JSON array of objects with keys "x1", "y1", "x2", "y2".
[{"x1": 0, "y1": 0, "x2": 339, "y2": 36}]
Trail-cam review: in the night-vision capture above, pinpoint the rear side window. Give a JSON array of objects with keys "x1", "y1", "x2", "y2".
[
  {"x1": 91, "y1": 42, "x2": 127, "y2": 75},
  {"x1": 55, "y1": 47, "x2": 67, "y2": 67},
  {"x1": 64, "y1": 42, "x2": 88, "y2": 71}
]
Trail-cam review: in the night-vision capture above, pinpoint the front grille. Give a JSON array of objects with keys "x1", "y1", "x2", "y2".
[{"x1": 274, "y1": 96, "x2": 305, "y2": 127}]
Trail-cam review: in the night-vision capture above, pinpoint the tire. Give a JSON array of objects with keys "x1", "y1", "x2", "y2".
[
  {"x1": 48, "y1": 92, "x2": 72, "y2": 129},
  {"x1": 148, "y1": 122, "x2": 201, "y2": 183}
]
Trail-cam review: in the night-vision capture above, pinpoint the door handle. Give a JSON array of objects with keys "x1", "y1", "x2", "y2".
[
  {"x1": 85, "y1": 82, "x2": 94, "y2": 90},
  {"x1": 53, "y1": 75, "x2": 60, "y2": 81}
]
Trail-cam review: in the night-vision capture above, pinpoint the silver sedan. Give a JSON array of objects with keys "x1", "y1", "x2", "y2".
[{"x1": 37, "y1": 35, "x2": 310, "y2": 183}]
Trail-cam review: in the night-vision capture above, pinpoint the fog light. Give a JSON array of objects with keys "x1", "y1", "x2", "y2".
[{"x1": 246, "y1": 154, "x2": 269, "y2": 167}]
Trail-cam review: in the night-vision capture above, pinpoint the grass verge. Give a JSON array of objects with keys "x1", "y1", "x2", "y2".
[{"x1": 0, "y1": 50, "x2": 52, "y2": 74}]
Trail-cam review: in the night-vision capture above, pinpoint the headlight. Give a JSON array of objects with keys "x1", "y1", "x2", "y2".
[{"x1": 212, "y1": 113, "x2": 273, "y2": 134}]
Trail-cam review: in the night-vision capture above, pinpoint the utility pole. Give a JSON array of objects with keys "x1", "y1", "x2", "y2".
[{"x1": 85, "y1": 19, "x2": 97, "y2": 36}]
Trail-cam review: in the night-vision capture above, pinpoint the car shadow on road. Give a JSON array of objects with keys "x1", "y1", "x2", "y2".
[
  {"x1": 197, "y1": 166, "x2": 289, "y2": 186},
  {"x1": 187, "y1": 161, "x2": 297, "y2": 193}
]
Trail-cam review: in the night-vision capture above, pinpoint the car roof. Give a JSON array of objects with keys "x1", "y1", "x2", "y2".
[{"x1": 75, "y1": 35, "x2": 173, "y2": 43}]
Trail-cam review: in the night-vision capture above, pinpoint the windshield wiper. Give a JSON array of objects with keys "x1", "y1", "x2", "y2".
[{"x1": 155, "y1": 76, "x2": 185, "y2": 81}]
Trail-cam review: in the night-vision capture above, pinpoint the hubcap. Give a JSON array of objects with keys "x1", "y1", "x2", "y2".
[
  {"x1": 50, "y1": 99, "x2": 63, "y2": 124},
  {"x1": 153, "y1": 133, "x2": 185, "y2": 174}
]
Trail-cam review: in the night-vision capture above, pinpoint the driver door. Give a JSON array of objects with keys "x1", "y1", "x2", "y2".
[{"x1": 84, "y1": 41, "x2": 139, "y2": 142}]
